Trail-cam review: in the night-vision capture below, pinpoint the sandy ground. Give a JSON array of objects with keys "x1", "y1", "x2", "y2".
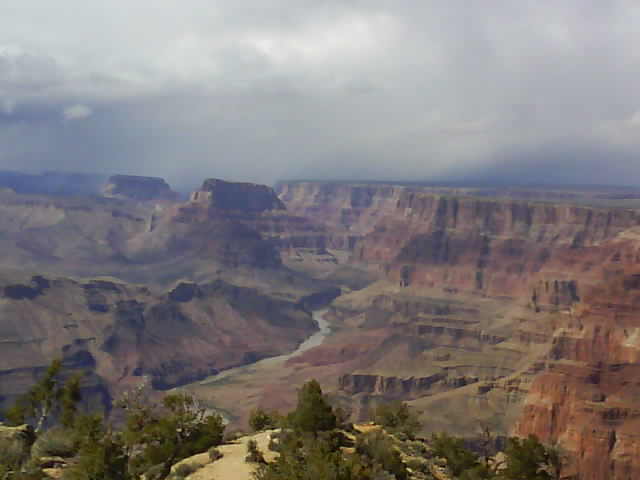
[{"x1": 174, "y1": 429, "x2": 278, "y2": 480}]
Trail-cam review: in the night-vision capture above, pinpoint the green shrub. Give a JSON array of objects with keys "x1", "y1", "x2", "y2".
[
  {"x1": 404, "y1": 439, "x2": 429, "y2": 457},
  {"x1": 431, "y1": 432, "x2": 480, "y2": 477},
  {"x1": 405, "y1": 455, "x2": 429, "y2": 473},
  {"x1": 0, "y1": 436, "x2": 30, "y2": 471},
  {"x1": 224, "y1": 429, "x2": 244, "y2": 442},
  {"x1": 144, "y1": 463, "x2": 165, "y2": 480},
  {"x1": 356, "y1": 431, "x2": 407, "y2": 480},
  {"x1": 502, "y1": 435, "x2": 553, "y2": 480},
  {"x1": 173, "y1": 462, "x2": 203, "y2": 478},
  {"x1": 245, "y1": 439, "x2": 265, "y2": 464},
  {"x1": 31, "y1": 426, "x2": 77, "y2": 459},
  {"x1": 208, "y1": 446, "x2": 223, "y2": 461},
  {"x1": 288, "y1": 380, "x2": 337, "y2": 436},
  {"x1": 372, "y1": 401, "x2": 420, "y2": 438},
  {"x1": 249, "y1": 408, "x2": 279, "y2": 432}
]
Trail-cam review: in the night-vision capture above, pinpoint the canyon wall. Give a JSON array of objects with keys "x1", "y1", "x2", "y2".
[
  {"x1": 515, "y1": 239, "x2": 640, "y2": 480},
  {"x1": 0, "y1": 273, "x2": 316, "y2": 413},
  {"x1": 0, "y1": 178, "x2": 330, "y2": 419},
  {"x1": 280, "y1": 182, "x2": 640, "y2": 478},
  {"x1": 0, "y1": 180, "x2": 292, "y2": 282},
  {"x1": 277, "y1": 182, "x2": 407, "y2": 250},
  {"x1": 356, "y1": 192, "x2": 640, "y2": 296},
  {"x1": 3, "y1": 177, "x2": 640, "y2": 479}
]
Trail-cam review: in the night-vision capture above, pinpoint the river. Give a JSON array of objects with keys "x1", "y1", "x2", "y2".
[{"x1": 194, "y1": 307, "x2": 331, "y2": 389}]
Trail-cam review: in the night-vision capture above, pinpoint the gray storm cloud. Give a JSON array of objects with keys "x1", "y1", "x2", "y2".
[{"x1": 1, "y1": 0, "x2": 640, "y2": 187}]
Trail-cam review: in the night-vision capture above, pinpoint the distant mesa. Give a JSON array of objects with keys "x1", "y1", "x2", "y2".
[
  {"x1": 190, "y1": 178, "x2": 285, "y2": 212},
  {"x1": 102, "y1": 174, "x2": 180, "y2": 203}
]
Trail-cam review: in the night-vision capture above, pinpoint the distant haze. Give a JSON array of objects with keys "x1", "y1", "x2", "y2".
[{"x1": 2, "y1": 1, "x2": 640, "y2": 187}]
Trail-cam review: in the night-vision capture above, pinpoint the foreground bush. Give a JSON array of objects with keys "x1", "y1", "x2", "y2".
[
  {"x1": 30, "y1": 425, "x2": 77, "y2": 459},
  {"x1": 249, "y1": 408, "x2": 280, "y2": 432}
]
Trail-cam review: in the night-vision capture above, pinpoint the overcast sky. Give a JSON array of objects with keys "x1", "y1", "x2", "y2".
[{"x1": 2, "y1": 0, "x2": 640, "y2": 188}]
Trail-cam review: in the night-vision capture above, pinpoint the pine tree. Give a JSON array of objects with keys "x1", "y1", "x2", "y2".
[{"x1": 289, "y1": 380, "x2": 337, "y2": 436}]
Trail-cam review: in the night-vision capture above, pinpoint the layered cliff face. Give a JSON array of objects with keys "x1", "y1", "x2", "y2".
[
  {"x1": 102, "y1": 174, "x2": 180, "y2": 203},
  {"x1": 284, "y1": 185, "x2": 640, "y2": 477},
  {"x1": 515, "y1": 238, "x2": 640, "y2": 480},
  {"x1": 183, "y1": 179, "x2": 350, "y2": 271},
  {"x1": 0, "y1": 181, "x2": 286, "y2": 283},
  {"x1": 0, "y1": 273, "x2": 315, "y2": 413},
  {"x1": 355, "y1": 193, "x2": 640, "y2": 297},
  {"x1": 277, "y1": 182, "x2": 410, "y2": 253},
  {"x1": 193, "y1": 178, "x2": 285, "y2": 212},
  {"x1": 0, "y1": 177, "x2": 338, "y2": 424}
]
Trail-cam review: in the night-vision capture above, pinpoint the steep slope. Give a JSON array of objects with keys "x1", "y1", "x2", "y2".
[
  {"x1": 515, "y1": 236, "x2": 640, "y2": 480},
  {"x1": 0, "y1": 272, "x2": 315, "y2": 414},
  {"x1": 186, "y1": 179, "x2": 348, "y2": 275},
  {"x1": 277, "y1": 182, "x2": 406, "y2": 251},
  {"x1": 356, "y1": 192, "x2": 640, "y2": 294}
]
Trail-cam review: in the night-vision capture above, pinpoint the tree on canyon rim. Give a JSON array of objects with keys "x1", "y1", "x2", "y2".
[
  {"x1": 1, "y1": 360, "x2": 225, "y2": 480},
  {"x1": 4, "y1": 358, "x2": 82, "y2": 433}
]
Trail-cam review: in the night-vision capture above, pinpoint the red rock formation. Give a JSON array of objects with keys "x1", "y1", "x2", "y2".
[
  {"x1": 355, "y1": 193, "x2": 640, "y2": 297},
  {"x1": 181, "y1": 179, "x2": 342, "y2": 257},
  {"x1": 317, "y1": 187, "x2": 640, "y2": 478},
  {"x1": 516, "y1": 241, "x2": 640, "y2": 480},
  {"x1": 277, "y1": 182, "x2": 407, "y2": 251}
]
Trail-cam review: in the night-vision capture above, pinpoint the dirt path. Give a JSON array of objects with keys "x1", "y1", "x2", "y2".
[{"x1": 175, "y1": 430, "x2": 278, "y2": 480}]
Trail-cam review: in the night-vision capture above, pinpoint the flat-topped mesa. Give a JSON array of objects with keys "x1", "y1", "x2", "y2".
[
  {"x1": 191, "y1": 178, "x2": 285, "y2": 212},
  {"x1": 102, "y1": 174, "x2": 180, "y2": 203}
]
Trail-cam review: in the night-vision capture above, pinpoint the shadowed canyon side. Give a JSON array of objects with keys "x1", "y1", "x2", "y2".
[
  {"x1": 0, "y1": 177, "x2": 333, "y2": 420},
  {"x1": 0, "y1": 178, "x2": 328, "y2": 289},
  {"x1": 274, "y1": 181, "x2": 640, "y2": 480},
  {"x1": 0, "y1": 273, "x2": 316, "y2": 414}
]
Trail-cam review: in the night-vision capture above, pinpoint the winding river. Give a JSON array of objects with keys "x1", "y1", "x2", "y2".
[{"x1": 195, "y1": 308, "x2": 331, "y2": 389}]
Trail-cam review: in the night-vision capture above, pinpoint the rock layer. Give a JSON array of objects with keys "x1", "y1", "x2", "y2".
[
  {"x1": 282, "y1": 182, "x2": 640, "y2": 478},
  {"x1": 0, "y1": 273, "x2": 315, "y2": 413}
]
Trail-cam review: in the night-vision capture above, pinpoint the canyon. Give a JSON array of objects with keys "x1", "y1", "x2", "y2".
[
  {"x1": 276, "y1": 181, "x2": 640, "y2": 480},
  {"x1": 2, "y1": 175, "x2": 640, "y2": 479}
]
